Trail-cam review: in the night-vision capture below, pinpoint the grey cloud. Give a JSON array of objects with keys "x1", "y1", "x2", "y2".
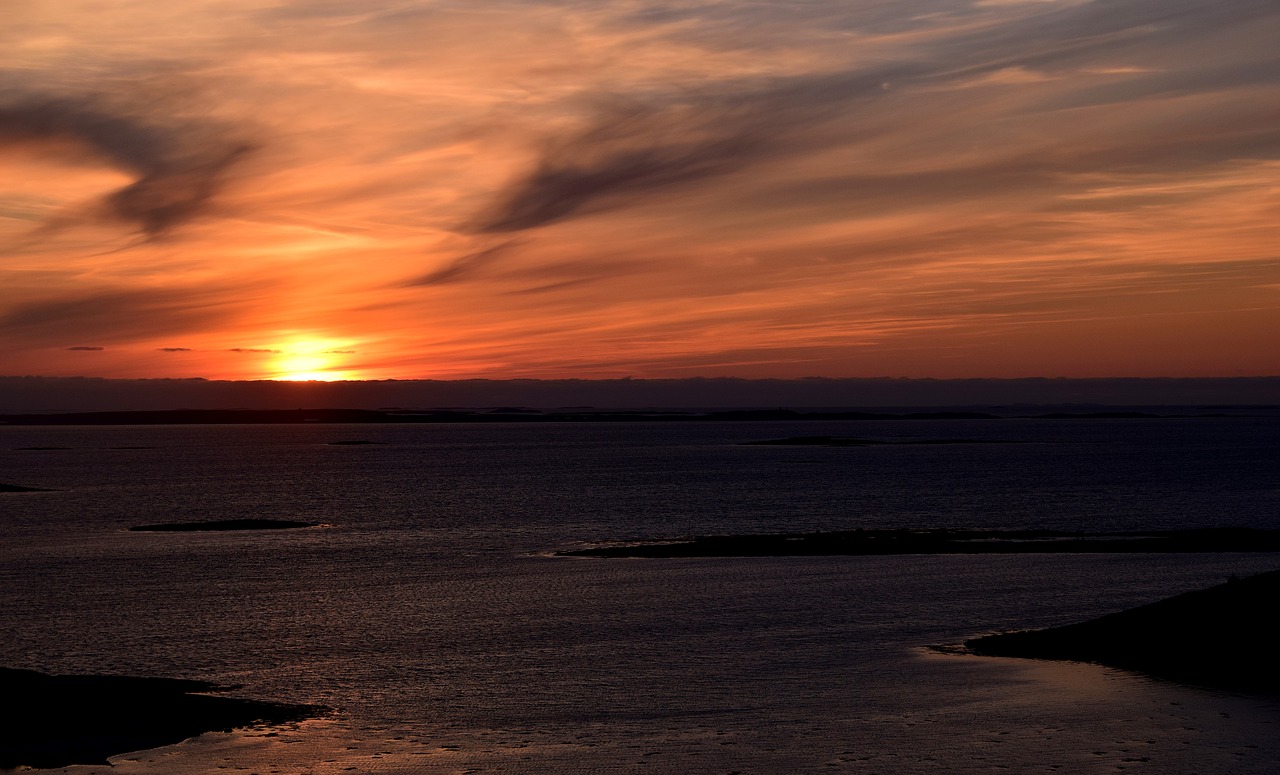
[
  {"x1": 0, "y1": 96, "x2": 253, "y2": 239},
  {"x1": 0, "y1": 287, "x2": 241, "y2": 346},
  {"x1": 404, "y1": 241, "x2": 519, "y2": 286},
  {"x1": 66, "y1": 345, "x2": 104, "y2": 351},
  {"x1": 468, "y1": 70, "x2": 905, "y2": 234},
  {"x1": 926, "y1": 0, "x2": 1280, "y2": 83},
  {"x1": 469, "y1": 0, "x2": 1279, "y2": 235},
  {"x1": 614, "y1": 0, "x2": 976, "y2": 41}
]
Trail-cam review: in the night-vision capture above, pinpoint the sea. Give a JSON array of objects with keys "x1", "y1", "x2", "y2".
[{"x1": 2, "y1": 415, "x2": 1279, "y2": 774}]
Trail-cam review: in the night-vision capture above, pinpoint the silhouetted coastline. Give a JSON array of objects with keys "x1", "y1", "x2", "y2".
[
  {"x1": 1, "y1": 406, "x2": 1273, "y2": 425},
  {"x1": 740, "y1": 435, "x2": 1022, "y2": 446},
  {"x1": 2, "y1": 376, "x2": 1279, "y2": 415},
  {"x1": 965, "y1": 569, "x2": 1280, "y2": 694},
  {"x1": 559, "y1": 528, "x2": 1280, "y2": 558},
  {"x1": 0, "y1": 668, "x2": 323, "y2": 769}
]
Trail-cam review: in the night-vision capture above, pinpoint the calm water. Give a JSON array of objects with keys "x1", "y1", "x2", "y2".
[{"x1": 2, "y1": 417, "x2": 1279, "y2": 773}]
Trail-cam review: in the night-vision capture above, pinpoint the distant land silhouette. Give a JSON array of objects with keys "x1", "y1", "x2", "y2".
[
  {"x1": 0, "y1": 376, "x2": 1278, "y2": 414},
  {"x1": 558, "y1": 528, "x2": 1280, "y2": 558},
  {"x1": 1, "y1": 406, "x2": 1276, "y2": 425}
]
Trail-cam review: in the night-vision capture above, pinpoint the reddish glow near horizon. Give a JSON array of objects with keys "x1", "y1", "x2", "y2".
[
  {"x1": 263, "y1": 339, "x2": 359, "y2": 382},
  {"x1": 1, "y1": 1, "x2": 1278, "y2": 381}
]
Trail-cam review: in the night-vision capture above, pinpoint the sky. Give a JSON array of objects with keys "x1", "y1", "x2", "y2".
[{"x1": 2, "y1": 0, "x2": 1278, "y2": 382}]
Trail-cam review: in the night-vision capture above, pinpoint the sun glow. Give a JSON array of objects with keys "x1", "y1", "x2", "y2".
[{"x1": 267, "y1": 339, "x2": 359, "y2": 381}]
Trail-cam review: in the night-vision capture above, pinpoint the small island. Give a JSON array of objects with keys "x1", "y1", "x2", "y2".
[
  {"x1": 0, "y1": 668, "x2": 323, "y2": 769},
  {"x1": 965, "y1": 569, "x2": 1280, "y2": 694},
  {"x1": 130, "y1": 519, "x2": 320, "y2": 532},
  {"x1": 740, "y1": 436, "x2": 1015, "y2": 446},
  {"x1": 0, "y1": 482, "x2": 54, "y2": 493},
  {"x1": 558, "y1": 527, "x2": 1280, "y2": 558}
]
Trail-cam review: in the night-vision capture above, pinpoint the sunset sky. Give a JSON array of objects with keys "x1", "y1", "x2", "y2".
[{"x1": 2, "y1": 0, "x2": 1278, "y2": 381}]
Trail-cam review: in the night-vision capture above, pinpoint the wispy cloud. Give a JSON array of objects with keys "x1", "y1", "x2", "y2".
[
  {"x1": 1, "y1": 0, "x2": 1277, "y2": 379},
  {"x1": 0, "y1": 95, "x2": 254, "y2": 239},
  {"x1": 0, "y1": 285, "x2": 248, "y2": 347}
]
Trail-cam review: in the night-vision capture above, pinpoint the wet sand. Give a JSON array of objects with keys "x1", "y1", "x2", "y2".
[{"x1": 0, "y1": 668, "x2": 323, "y2": 769}]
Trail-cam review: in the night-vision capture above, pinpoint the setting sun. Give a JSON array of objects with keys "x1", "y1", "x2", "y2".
[
  {"x1": 267, "y1": 340, "x2": 358, "y2": 381},
  {"x1": 3, "y1": 0, "x2": 1278, "y2": 383}
]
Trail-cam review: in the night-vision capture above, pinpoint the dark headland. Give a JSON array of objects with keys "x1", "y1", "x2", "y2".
[
  {"x1": 965, "y1": 569, "x2": 1280, "y2": 694},
  {"x1": 558, "y1": 527, "x2": 1280, "y2": 558},
  {"x1": 0, "y1": 668, "x2": 323, "y2": 769},
  {"x1": 129, "y1": 519, "x2": 320, "y2": 532}
]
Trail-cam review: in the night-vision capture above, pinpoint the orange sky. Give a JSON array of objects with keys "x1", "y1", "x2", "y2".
[{"x1": 2, "y1": 0, "x2": 1278, "y2": 381}]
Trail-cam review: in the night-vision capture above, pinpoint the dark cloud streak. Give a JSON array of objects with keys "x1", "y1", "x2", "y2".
[
  {"x1": 0, "y1": 286, "x2": 244, "y2": 347},
  {"x1": 0, "y1": 96, "x2": 253, "y2": 239},
  {"x1": 404, "y1": 241, "x2": 519, "y2": 286},
  {"x1": 468, "y1": 0, "x2": 1280, "y2": 236},
  {"x1": 466, "y1": 70, "x2": 908, "y2": 233}
]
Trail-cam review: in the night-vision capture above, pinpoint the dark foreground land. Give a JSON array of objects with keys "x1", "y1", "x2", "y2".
[
  {"x1": 559, "y1": 527, "x2": 1280, "y2": 558},
  {"x1": 0, "y1": 668, "x2": 323, "y2": 769},
  {"x1": 966, "y1": 569, "x2": 1280, "y2": 694}
]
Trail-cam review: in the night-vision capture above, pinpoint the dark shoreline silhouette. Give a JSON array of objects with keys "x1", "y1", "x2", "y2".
[
  {"x1": 740, "y1": 435, "x2": 1023, "y2": 446},
  {"x1": 0, "y1": 407, "x2": 1270, "y2": 425},
  {"x1": 965, "y1": 569, "x2": 1280, "y2": 694},
  {"x1": 0, "y1": 668, "x2": 323, "y2": 769},
  {"x1": 558, "y1": 528, "x2": 1280, "y2": 558},
  {"x1": 130, "y1": 519, "x2": 320, "y2": 532}
]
